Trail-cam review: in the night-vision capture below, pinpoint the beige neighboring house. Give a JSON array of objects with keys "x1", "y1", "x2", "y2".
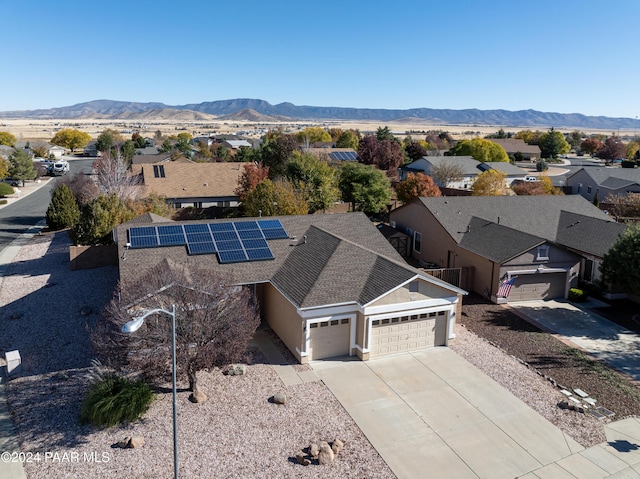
[
  {"x1": 390, "y1": 196, "x2": 626, "y2": 302},
  {"x1": 487, "y1": 139, "x2": 541, "y2": 161},
  {"x1": 115, "y1": 213, "x2": 466, "y2": 363},
  {"x1": 139, "y1": 161, "x2": 245, "y2": 208},
  {"x1": 47, "y1": 145, "x2": 66, "y2": 159}
]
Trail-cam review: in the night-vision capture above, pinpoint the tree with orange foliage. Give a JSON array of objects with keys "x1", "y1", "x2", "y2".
[
  {"x1": 396, "y1": 172, "x2": 441, "y2": 203},
  {"x1": 235, "y1": 163, "x2": 270, "y2": 202}
]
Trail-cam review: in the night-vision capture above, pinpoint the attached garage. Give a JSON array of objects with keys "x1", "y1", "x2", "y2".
[
  {"x1": 507, "y1": 273, "x2": 566, "y2": 301},
  {"x1": 308, "y1": 318, "x2": 351, "y2": 360},
  {"x1": 369, "y1": 312, "x2": 447, "y2": 359}
]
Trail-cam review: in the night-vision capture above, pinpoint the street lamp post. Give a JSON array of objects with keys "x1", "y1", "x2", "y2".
[{"x1": 122, "y1": 305, "x2": 178, "y2": 479}]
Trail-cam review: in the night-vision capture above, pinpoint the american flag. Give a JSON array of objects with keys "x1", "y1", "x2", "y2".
[{"x1": 497, "y1": 276, "x2": 517, "y2": 297}]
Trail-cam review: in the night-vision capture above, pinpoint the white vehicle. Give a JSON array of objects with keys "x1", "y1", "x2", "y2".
[
  {"x1": 524, "y1": 175, "x2": 538, "y2": 182},
  {"x1": 52, "y1": 160, "x2": 70, "y2": 176}
]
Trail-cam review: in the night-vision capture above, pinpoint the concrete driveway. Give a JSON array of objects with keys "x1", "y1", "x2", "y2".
[
  {"x1": 509, "y1": 299, "x2": 640, "y2": 382},
  {"x1": 312, "y1": 349, "x2": 583, "y2": 479}
]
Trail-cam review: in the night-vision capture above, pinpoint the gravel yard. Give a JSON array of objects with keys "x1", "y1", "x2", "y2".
[{"x1": 3, "y1": 231, "x2": 640, "y2": 478}]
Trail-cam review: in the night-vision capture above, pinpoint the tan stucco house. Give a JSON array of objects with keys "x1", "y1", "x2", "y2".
[
  {"x1": 389, "y1": 196, "x2": 626, "y2": 302},
  {"x1": 115, "y1": 213, "x2": 466, "y2": 363}
]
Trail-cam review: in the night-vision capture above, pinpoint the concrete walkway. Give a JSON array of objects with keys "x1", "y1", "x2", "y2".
[
  {"x1": 510, "y1": 299, "x2": 640, "y2": 382},
  {"x1": 312, "y1": 349, "x2": 640, "y2": 479}
]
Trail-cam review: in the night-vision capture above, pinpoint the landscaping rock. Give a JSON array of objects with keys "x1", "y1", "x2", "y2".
[
  {"x1": 117, "y1": 437, "x2": 131, "y2": 449},
  {"x1": 129, "y1": 436, "x2": 145, "y2": 448},
  {"x1": 318, "y1": 442, "x2": 334, "y2": 465},
  {"x1": 272, "y1": 392, "x2": 286, "y2": 405},
  {"x1": 189, "y1": 389, "x2": 208, "y2": 403},
  {"x1": 309, "y1": 442, "x2": 319, "y2": 459},
  {"x1": 295, "y1": 451, "x2": 310, "y2": 466},
  {"x1": 332, "y1": 438, "x2": 344, "y2": 455},
  {"x1": 225, "y1": 364, "x2": 246, "y2": 376}
]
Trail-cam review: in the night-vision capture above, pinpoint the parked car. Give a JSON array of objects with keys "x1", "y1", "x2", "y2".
[{"x1": 524, "y1": 175, "x2": 538, "y2": 182}]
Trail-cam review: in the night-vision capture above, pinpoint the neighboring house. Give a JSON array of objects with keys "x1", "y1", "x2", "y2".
[
  {"x1": 390, "y1": 196, "x2": 626, "y2": 302},
  {"x1": 565, "y1": 167, "x2": 640, "y2": 202},
  {"x1": 487, "y1": 139, "x2": 540, "y2": 161},
  {"x1": 115, "y1": 212, "x2": 466, "y2": 363},
  {"x1": 139, "y1": 161, "x2": 245, "y2": 208},
  {"x1": 307, "y1": 148, "x2": 359, "y2": 162},
  {"x1": 399, "y1": 156, "x2": 527, "y2": 188},
  {"x1": 47, "y1": 145, "x2": 66, "y2": 159},
  {"x1": 222, "y1": 139, "x2": 252, "y2": 150},
  {"x1": 130, "y1": 153, "x2": 172, "y2": 171},
  {"x1": 84, "y1": 142, "x2": 99, "y2": 157},
  {"x1": 0, "y1": 145, "x2": 15, "y2": 158}
]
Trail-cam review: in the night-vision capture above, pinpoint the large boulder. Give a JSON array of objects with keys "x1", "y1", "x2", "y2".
[{"x1": 318, "y1": 442, "x2": 335, "y2": 465}]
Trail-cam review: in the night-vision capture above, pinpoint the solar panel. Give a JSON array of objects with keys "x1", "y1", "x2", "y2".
[
  {"x1": 130, "y1": 235, "x2": 159, "y2": 248},
  {"x1": 185, "y1": 232, "x2": 213, "y2": 243},
  {"x1": 256, "y1": 219, "x2": 281, "y2": 229},
  {"x1": 218, "y1": 249, "x2": 249, "y2": 264},
  {"x1": 238, "y1": 229, "x2": 263, "y2": 240},
  {"x1": 212, "y1": 230, "x2": 239, "y2": 242},
  {"x1": 158, "y1": 234, "x2": 187, "y2": 246},
  {"x1": 246, "y1": 247, "x2": 274, "y2": 261},
  {"x1": 209, "y1": 223, "x2": 235, "y2": 232},
  {"x1": 157, "y1": 225, "x2": 185, "y2": 236},
  {"x1": 184, "y1": 223, "x2": 210, "y2": 233},
  {"x1": 187, "y1": 242, "x2": 217, "y2": 255},
  {"x1": 234, "y1": 221, "x2": 259, "y2": 231},
  {"x1": 129, "y1": 226, "x2": 157, "y2": 238},
  {"x1": 216, "y1": 239, "x2": 243, "y2": 251},
  {"x1": 242, "y1": 238, "x2": 268, "y2": 250}
]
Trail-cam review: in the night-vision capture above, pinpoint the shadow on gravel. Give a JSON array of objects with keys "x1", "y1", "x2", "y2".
[{"x1": 1, "y1": 231, "x2": 118, "y2": 449}]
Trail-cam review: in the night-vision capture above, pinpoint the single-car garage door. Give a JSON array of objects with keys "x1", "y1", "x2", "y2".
[
  {"x1": 508, "y1": 273, "x2": 566, "y2": 301},
  {"x1": 309, "y1": 318, "x2": 350, "y2": 360},
  {"x1": 370, "y1": 312, "x2": 447, "y2": 359}
]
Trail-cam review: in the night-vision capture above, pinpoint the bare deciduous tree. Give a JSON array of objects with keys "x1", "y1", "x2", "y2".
[
  {"x1": 429, "y1": 162, "x2": 464, "y2": 187},
  {"x1": 93, "y1": 153, "x2": 142, "y2": 201},
  {"x1": 94, "y1": 260, "x2": 261, "y2": 394}
]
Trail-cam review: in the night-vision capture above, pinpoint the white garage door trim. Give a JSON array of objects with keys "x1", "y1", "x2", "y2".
[
  {"x1": 308, "y1": 318, "x2": 351, "y2": 360},
  {"x1": 369, "y1": 311, "x2": 448, "y2": 359}
]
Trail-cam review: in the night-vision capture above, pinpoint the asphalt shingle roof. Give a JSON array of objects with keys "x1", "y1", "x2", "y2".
[
  {"x1": 555, "y1": 211, "x2": 627, "y2": 257},
  {"x1": 569, "y1": 168, "x2": 640, "y2": 189},
  {"x1": 116, "y1": 213, "x2": 465, "y2": 310},
  {"x1": 416, "y1": 196, "x2": 622, "y2": 259}
]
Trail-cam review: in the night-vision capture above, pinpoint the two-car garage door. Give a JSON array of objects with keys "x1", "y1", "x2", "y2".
[
  {"x1": 370, "y1": 312, "x2": 447, "y2": 359},
  {"x1": 508, "y1": 273, "x2": 566, "y2": 301}
]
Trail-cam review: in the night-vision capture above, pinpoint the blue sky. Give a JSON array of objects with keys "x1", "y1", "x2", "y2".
[{"x1": 2, "y1": 0, "x2": 639, "y2": 118}]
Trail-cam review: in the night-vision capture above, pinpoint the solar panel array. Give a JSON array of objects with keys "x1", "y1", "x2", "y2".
[
  {"x1": 329, "y1": 151, "x2": 358, "y2": 161},
  {"x1": 127, "y1": 220, "x2": 289, "y2": 264}
]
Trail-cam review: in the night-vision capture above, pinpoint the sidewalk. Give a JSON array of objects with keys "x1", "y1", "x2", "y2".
[
  {"x1": 0, "y1": 178, "x2": 51, "y2": 479},
  {"x1": 0, "y1": 176, "x2": 52, "y2": 210}
]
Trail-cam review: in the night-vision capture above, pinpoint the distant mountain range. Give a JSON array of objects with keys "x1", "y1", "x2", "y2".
[{"x1": 1, "y1": 98, "x2": 639, "y2": 130}]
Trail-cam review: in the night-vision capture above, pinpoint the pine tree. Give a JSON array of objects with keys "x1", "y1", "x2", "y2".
[{"x1": 46, "y1": 184, "x2": 80, "y2": 230}]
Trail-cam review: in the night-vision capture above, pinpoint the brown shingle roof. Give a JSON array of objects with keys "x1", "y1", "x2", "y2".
[
  {"x1": 141, "y1": 162, "x2": 244, "y2": 199},
  {"x1": 487, "y1": 139, "x2": 541, "y2": 155}
]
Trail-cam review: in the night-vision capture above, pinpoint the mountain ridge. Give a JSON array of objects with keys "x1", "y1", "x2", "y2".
[{"x1": 1, "y1": 98, "x2": 639, "y2": 130}]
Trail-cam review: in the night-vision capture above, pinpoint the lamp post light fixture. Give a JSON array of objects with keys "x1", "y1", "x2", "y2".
[{"x1": 122, "y1": 305, "x2": 179, "y2": 479}]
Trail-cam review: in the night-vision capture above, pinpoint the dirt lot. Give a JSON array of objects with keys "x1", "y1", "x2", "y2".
[{"x1": 460, "y1": 294, "x2": 640, "y2": 420}]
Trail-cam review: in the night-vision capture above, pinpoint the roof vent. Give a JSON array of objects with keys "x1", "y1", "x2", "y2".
[{"x1": 466, "y1": 225, "x2": 471, "y2": 233}]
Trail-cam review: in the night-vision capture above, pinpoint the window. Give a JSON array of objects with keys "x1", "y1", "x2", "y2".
[
  {"x1": 537, "y1": 245, "x2": 550, "y2": 260},
  {"x1": 587, "y1": 186, "x2": 592, "y2": 194},
  {"x1": 409, "y1": 281, "x2": 419, "y2": 293},
  {"x1": 341, "y1": 318, "x2": 349, "y2": 325},
  {"x1": 310, "y1": 323, "x2": 318, "y2": 329},
  {"x1": 413, "y1": 231, "x2": 422, "y2": 253},
  {"x1": 153, "y1": 165, "x2": 165, "y2": 178},
  {"x1": 330, "y1": 320, "x2": 339, "y2": 326}
]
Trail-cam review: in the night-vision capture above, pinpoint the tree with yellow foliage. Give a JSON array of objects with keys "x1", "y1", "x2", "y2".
[{"x1": 471, "y1": 169, "x2": 509, "y2": 196}]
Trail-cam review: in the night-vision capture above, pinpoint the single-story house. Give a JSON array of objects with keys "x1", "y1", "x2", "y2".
[
  {"x1": 222, "y1": 139, "x2": 252, "y2": 150},
  {"x1": 139, "y1": 161, "x2": 245, "y2": 208},
  {"x1": 47, "y1": 145, "x2": 66, "y2": 159},
  {"x1": 115, "y1": 212, "x2": 466, "y2": 363},
  {"x1": 487, "y1": 139, "x2": 541, "y2": 161},
  {"x1": 390, "y1": 196, "x2": 626, "y2": 302},
  {"x1": 565, "y1": 167, "x2": 640, "y2": 202},
  {"x1": 399, "y1": 156, "x2": 528, "y2": 188},
  {"x1": 307, "y1": 148, "x2": 359, "y2": 162}
]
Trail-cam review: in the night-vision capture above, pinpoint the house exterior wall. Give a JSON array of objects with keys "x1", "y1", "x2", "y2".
[{"x1": 261, "y1": 283, "x2": 304, "y2": 363}]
